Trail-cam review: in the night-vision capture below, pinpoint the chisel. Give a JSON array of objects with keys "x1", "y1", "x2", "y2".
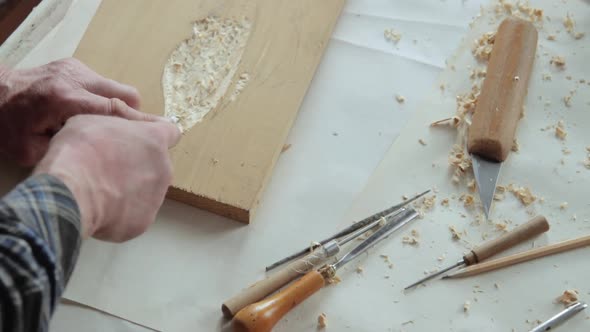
[
  {"x1": 232, "y1": 207, "x2": 419, "y2": 332},
  {"x1": 468, "y1": 18, "x2": 538, "y2": 219},
  {"x1": 404, "y1": 215, "x2": 549, "y2": 290}
]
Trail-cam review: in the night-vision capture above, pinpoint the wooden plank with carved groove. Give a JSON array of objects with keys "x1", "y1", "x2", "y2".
[{"x1": 74, "y1": 0, "x2": 344, "y2": 223}]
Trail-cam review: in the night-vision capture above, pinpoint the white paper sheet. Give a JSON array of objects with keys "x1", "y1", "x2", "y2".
[
  {"x1": 3, "y1": 1, "x2": 481, "y2": 331},
  {"x1": 345, "y1": 2, "x2": 590, "y2": 332}
]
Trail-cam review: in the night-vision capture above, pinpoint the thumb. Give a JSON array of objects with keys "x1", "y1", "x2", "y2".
[{"x1": 143, "y1": 121, "x2": 182, "y2": 148}]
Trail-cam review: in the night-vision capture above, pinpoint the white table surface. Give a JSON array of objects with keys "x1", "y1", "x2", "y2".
[{"x1": 3, "y1": 0, "x2": 489, "y2": 331}]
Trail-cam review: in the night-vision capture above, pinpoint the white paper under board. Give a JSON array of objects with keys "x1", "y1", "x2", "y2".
[{"x1": 346, "y1": 2, "x2": 590, "y2": 332}]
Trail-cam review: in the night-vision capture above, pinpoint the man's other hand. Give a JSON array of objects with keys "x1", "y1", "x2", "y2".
[
  {"x1": 0, "y1": 58, "x2": 164, "y2": 166},
  {"x1": 33, "y1": 115, "x2": 181, "y2": 242}
]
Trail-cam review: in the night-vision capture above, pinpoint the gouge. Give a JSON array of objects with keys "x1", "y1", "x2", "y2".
[
  {"x1": 404, "y1": 215, "x2": 549, "y2": 290},
  {"x1": 468, "y1": 18, "x2": 538, "y2": 219},
  {"x1": 222, "y1": 213, "x2": 385, "y2": 318},
  {"x1": 529, "y1": 302, "x2": 588, "y2": 332},
  {"x1": 232, "y1": 207, "x2": 419, "y2": 332}
]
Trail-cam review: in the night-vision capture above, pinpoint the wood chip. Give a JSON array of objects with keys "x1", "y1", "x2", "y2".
[
  {"x1": 550, "y1": 56, "x2": 566, "y2": 68},
  {"x1": 384, "y1": 28, "x2": 402, "y2": 43},
  {"x1": 449, "y1": 226, "x2": 463, "y2": 240},
  {"x1": 560, "y1": 202, "x2": 568, "y2": 210},
  {"x1": 318, "y1": 313, "x2": 328, "y2": 329},
  {"x1": 556, "y1": 289, "x2": 578, "y2": 306},
  {"x1": 356, "y1": 266, "x2": 364, "y2": 274},
  {"x1": 281, "y1": 143, "x2": 292, "y2": 153},
  {"x1": 396, "y1": 95, "x2": 406, "y2": 103},
  {"x1": 463, "y1": 300, "x2": 471, "y2": 313},
  {"x1": 508, "y1": 185, "x2": 536, "y2": 206},
  {"x1": 418, "y1": 138, "x2": 427, "y2": 146},
  {"x1": 402, "y1": 236, "x2": 419, "y2": 246},
  {"x1": 555, "y1": 120, "x2": 567, "y2": 140}
]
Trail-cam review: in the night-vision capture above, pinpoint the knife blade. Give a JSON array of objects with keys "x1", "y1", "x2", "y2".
[{"x1": 467, "y1": 17, "x2": 538, "y2": 219}]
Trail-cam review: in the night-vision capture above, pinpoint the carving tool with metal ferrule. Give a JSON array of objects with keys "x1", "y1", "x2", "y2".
[
  {"x1": 265, "y1": 190, "x2": 430, "y2": 271},
  {"x1": 444, "y1": 233, "x2": 590, "y2": 279},
  {"x1": 468, "y1": 18, "x2": 538, "y2": 219},
  {"x1": 404, "y1": 215, "x2": 549, "y2": 290},
  {"x1": 222, "y1": 211, "x2": 385, "y2": 318},
  {"x1": 529, "y1": 302, "x2": 588, "y2": 332},
  {"x1": 232, "y1": 207, "x2": 419, "y2": 332}
]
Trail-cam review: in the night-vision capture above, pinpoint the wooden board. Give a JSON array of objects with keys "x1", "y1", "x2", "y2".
[{"x1": 74, "y1": 0, "x2": 344, "y2": 223}]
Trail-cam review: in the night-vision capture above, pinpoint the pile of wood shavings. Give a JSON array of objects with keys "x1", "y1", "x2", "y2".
[
  {"x1": 494, "y1": 0, "x2": 544, "y2": 23},
  {"x1": 507, "y1": 184, "x2": 536, "y2": 206},
  {"x1": 563, "y1": 13, "x2": 585, "y2": 39}
]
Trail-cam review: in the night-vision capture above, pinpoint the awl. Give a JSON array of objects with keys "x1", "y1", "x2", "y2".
[
  {"x1": 468, "y1": 18, "x2": 538, "y2": 219},
  {"x1": 404, "y1": 215, "x2": 549, "y2": 290}
]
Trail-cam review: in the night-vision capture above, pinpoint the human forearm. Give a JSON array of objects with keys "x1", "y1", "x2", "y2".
[{"x1": 0, "y1": 174, "x2": 81, "y2": 332}]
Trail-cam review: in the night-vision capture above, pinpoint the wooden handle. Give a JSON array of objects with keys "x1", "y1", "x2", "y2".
[
  {"x1": 464, "y1": 215, "x2": 549, "y2": 265},
  {"x1": 467, "y1": 18, "x2": 538, "y2": 161},
  {"x1": 222, "y1": 248, "x2": 328, "y2": 318},
  {"x1": 450, "y1": 234, "x2": 590, "y2": 279},
  {"x1": 233, "y1": 270, "x2": 325, "y2": 332}
]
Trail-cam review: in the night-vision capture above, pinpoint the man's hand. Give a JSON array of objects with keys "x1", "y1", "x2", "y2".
[
  {"x1": 0, "y1": 58, "x2": 163, "y2": 166},
  {"x1": 33, "y1": 115, "x2": 180, "y2": 242}
]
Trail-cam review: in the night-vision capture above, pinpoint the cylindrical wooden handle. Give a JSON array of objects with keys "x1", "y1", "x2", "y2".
[
  {"x1": 222, "y1": 249, "x2": 328, "y2": 318},
  {"x1": 450, "y1": 234, "x2": 590, "y2": 279},
  {"x1": 232, "y1": 270, "x2": 325, "y2": 332},
  {"x1": 464, "y1": 215, "x2": 549, "y2": 265},
  {"x1": 467, "y1": 17, "x2": 538, "y2": 162}
]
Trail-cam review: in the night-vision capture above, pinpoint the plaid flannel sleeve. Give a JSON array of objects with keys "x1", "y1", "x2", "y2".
[{"x1": 0, "y1": 174, "x2": 81, "y2": 332}]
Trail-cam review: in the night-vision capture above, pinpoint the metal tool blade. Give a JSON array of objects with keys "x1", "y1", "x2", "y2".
[
  {"x1": 332, "y1": 208, "x2": 418, "y2": 271},
  {"x1": 404, "y1": 260, "x2": 464, "y2": 290},
  {"x1": 471, "y1": 155, "x2": 501, "y2": 219},
  {"x1": 529, "y1": 301, "x2": 588, "y2": 332},
  {"x1": 265, "y1": 190, "x2": 430, "y2": 271}
]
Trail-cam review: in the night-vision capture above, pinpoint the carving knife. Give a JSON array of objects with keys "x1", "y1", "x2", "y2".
[{"x1": 468, "y1": 18, "x2": 538, "y2": 219}]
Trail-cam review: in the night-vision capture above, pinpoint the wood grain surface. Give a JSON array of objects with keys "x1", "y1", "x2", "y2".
[{"x1": 74, "y1": 0, "x2": 344, "y2": 223}]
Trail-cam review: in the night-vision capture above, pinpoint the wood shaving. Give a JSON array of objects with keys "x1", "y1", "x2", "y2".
[
  {"x1": 547, "y1": 34, "x2": 556, "y2": 41},
  {"x1": 555, "y1": 120, "x2": 567, "y2": 140},
  {"x1": 563, "y1": 14, "x2": 584, "y2": 39},
  {"x1": 463, "y1": 300, "x2": 471, "y2": 313},
  {"x1": 449, "y1": 226, "x2": 463, "y2": 241},
  {"x1": 281, "y1": 144, "x2": 292, "y2": 153},
  {"x1": 430, "y1": 116, "x2": 461, "y2": 128},
  {"x1": 396, "y1": 95, "x2": 406, "y2": 103},
  {"x1": 458, "y1": 193, "x2": 475, "y2": 208},
  {"x1": 437, "y1": 254, "x2": 446, "y2": 261},
  {"x1": 230, "y1": 72, "x2": 251, "y2": 101},
  {"x1": 512, "y1": 139, "x2": 520, "y2": 152},
  {"x1": 384, "y1": 28, "x2": 402, "y2": 43},
  {"x1": 441, "y1": 198, "x2": 450, "y2": 206},
  {"x1": 326, "y1": 275, "x2": 341, "y2": 285},
  {"x1": 318, "y1": 313, "x2": 328, "y2": 329},
  {"x1": 163, "y1": 16, "x2": 251, "y2": 132},
  {"x1": 556, "y1": 289, "x2": 578, "y2": 306},
  {"x1": 467, "y1": 179, "x2": 477, "y2": 192},
  {"x1": 472, "y1": 31, "x2": 496, "y2": 61},
  {"x1": 421, "y1": 195, "x2": 437, "y2": 210},
  {"x1": 560, "y1": 202, "x2": 568, "y2": 210},
  {"x1": 542, "y1": 73, "x2": 552, "y2": 81},
  {"x1": 494, "y1": 0, "x2": 543, "y2": 22},
  {"x1": 402, "y1": 236, "x2": 419, "y2": 246},
  {"x1": 564, "y1": 91, "x2": 574, "y2": 107},
  {"x1": 508, "y1": 184, "x2": 536, "y2": 206},
  {"x1": 550, "y1": 56, "x2": 566, "y2": 68},
  {"x1": 495, "y1": 222, "x2": 508, "y2": 232},
  {"x1": 418, "y1": 138, "x2": 427, "y2": 146},
  {"x1": 411, "y1": 229, "x2": 420, "y2": 237},
  {"x1": 356, "y1": 266, "x2": 364, "y2": 274}
]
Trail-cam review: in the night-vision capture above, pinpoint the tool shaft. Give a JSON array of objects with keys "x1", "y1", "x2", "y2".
[
  {"x1": 333, "y1": 208, "x2": 418, "y2": 270},
  {"x1": 265, "y1": 190, "x2": 429, "y2": 271},
  {"x1": 529, "y1": 302, "x2": 588, "y2": 332}
]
